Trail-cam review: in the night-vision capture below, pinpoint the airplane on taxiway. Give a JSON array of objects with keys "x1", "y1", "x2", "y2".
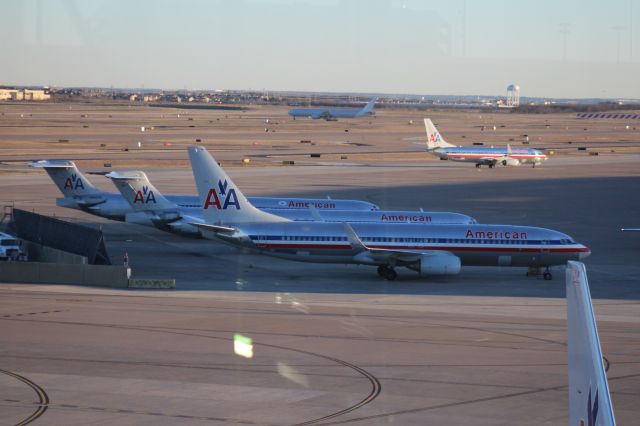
[
  {"x1": 105, "y1": 170, "x2": 477, "y2": 238},
  {"x1": 423, "y1": 118, "x2": 548, "y2": 168},
  {"x1": 288, "y1": 97, "x2": 376, "y2": 120},
  {"x1": 187, "y1": 145, "x2": 588, "y2": 281},
  {"x1": 566, "y1": 261, "x2": 616, "y2": 426},
  {"x1": 30, "y1": 160, "x2": 378, "y2": 221}
]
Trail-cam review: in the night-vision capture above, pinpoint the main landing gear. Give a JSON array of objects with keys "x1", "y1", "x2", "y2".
[
  {"x1": 526, "y1": 266, "x2": 553, "y2": 280},
  {"x1": 377, "y1": 265, "x2": 397, "y2": 281}
]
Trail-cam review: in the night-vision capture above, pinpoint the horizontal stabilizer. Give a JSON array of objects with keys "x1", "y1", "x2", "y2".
[
  {"x1": 29, "y1": 160, "x2": 77, "y2": 169},
  {"x1": 104, "y1": 171, "x2": 147, "y2": 181}
]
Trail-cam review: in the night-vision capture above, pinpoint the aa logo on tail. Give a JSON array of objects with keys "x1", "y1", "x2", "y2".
[
  {"x1": 429, "y1": 133, "x2": 441, "y2": 143},
  {"x1": 582, "y1": 388, "x2": 599, "y2": 426},
  {"x1": 63, "y1": 173, "x2": 85, "y2": 190},
  {"x1": 203, "y1": 179, "x2": 240, "y2": 210},
  {"x1": 133, "y1": 185, "x2": 156, "y2": 204}
]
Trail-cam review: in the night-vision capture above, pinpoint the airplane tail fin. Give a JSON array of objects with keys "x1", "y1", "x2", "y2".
[
  {"x1": 187, "y1": 146, "x2": 288, "y2": 225},
  {"x1": 29, "y1": 160, "x2": 102, "y2": 197},
  {"x1": 424, "y1": 119, "x2": 455, "y2": 150},
  {"x1": 105, "y1": 171, "x2": 177, "y2": 211},
  {"x1": 566, "y1": 261, "x2": 616, "y2": 426},
  {"x1": 357, "y1": 97, "x2": 376, "y2": 116}
]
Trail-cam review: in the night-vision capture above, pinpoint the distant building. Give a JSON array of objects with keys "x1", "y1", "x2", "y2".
[{"x1": 0, "y1": 88, "x2": 51, "y2": 101}]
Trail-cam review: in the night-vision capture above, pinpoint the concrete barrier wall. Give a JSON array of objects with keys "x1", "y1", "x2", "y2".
[
  {"x1": 0, "y1": 262, "x2": 130, "y2": 288},
  {"x1": 24, "y1": 241, "x2": 88, "y2": 264}
]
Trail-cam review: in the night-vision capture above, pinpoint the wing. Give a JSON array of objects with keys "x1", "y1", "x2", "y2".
[
  {"x1": 621, "y1": 228, "x2": 640, "y2": 232},
  {"x1": 343, "y1": 223, "x2": 451, "y2": 265}
]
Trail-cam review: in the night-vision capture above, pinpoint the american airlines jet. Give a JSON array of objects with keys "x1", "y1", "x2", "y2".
[
  {"x1": 30, "y1": 160, "x2": 378, "y2": 221},
  {"x1": 566, "y1": 261, "x2": 616, "y2": 426},
  {"x1": 105, "y1": 170, "x2": 476, "y2": 237},
  {"x1": 188, "y1": 145, "x2": 588, "y2": 280},
  {"x1": 423, "y1": 119, "x2": 548, "y2": 168},
  {"x1": 288, "y1": 98, "x2": 376, "y2": 120}
]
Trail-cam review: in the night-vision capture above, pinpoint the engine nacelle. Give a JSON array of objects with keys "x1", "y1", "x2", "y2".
[
  {"x1": 166, "y1": 221, "x2": 202, "y2": 237},
  {"x1": 417, "y1": 254, "x2": 461, "y2": 276},
  {"x1": 501, "y1": 157, "x2": 521, "y2": 167},
  {"x1": 153, "y1": 211, "x2": 182, "y2": 223}
]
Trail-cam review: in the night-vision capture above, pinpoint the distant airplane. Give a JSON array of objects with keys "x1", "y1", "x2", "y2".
[
  {"x1": 30, "y1": 160, "x2": 378, "y2": 221},
  {"x1": 106, "y1": 170, "x2": 477, "y2": 238},
  {"x1": 566, "y1": 261, "x2": 616, "y2": 426},
  {"x1": 423, "y1": 118, "x2": 548, "y2": 168},
  {"x1": 288, "y1": 98, "x2": 376, "y2": 120},
  {"x1": 187, "y1": 145, "x2": 589, "y2": 280}
]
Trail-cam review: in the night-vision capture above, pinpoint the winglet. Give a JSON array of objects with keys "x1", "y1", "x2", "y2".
[
  {"x1": 308, "y1": 205, "x2": 325, "y2": 222},
  {"x1": 342, "y1": 222, "x2": 368, "y2": 252},
  {"x1": 566, "y1": 261, "x2": 616, "y2": 426}
]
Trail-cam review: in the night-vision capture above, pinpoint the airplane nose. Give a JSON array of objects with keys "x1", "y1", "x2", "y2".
[{"x1": 578, "y1": 247, "x2": 591, "y2": 260}]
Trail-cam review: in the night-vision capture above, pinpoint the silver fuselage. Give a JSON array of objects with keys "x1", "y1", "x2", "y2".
[
  {"x1": 207, "y1": 222, "x2": 589, "y2": 268},
  {"x1": 56, "y1": 193, "x2": 379, "y2": 221},
  {"x1": 432, "y1": 147, "x2": 547, "y2": 165}
]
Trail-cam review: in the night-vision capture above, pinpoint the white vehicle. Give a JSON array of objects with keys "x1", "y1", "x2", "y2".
[
  {"x1": 0, "y1": 232, "x2": 23, "y2": 261},
  {"x1": 566, "y1": 261, "x2": 616, "y2": 426}
]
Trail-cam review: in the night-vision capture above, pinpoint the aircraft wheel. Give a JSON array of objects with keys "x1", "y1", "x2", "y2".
[
  {"x1": 385, "y1": 268, "x2": 397, "y2": 281},
  {"x1": 489, "y1": 164, "x2": 494, "y2": 169},
  {"x1": 377, "y1": 265, "x2": 388, "y2": 277},
  {"x1": 475, "y1": 164, "x2": 481, "y2": 168},
  {"x1": 543, "y1": 272, "x2": 553, "y2": 281}
]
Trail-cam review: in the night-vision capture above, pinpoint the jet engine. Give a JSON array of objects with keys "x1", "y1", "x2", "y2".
[
  {"x1": 412, "y1": 254, "x2": 461, "y2": 276},
  {"x1": 152, "y1": 211, "x2": 182, "y2": 223},
  {"x1": 166, "y1": 221, "x2": 202, "y2": 237},
  {"x1": 501, "y1": 157, "x2": 521, "y2": 167}
]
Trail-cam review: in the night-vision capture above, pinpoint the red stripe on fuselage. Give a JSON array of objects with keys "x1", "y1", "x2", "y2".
[
  {"x1": 446, "y1": 153, "x2": 544, "y2": 159},
  {"x1": 255, "y1": 243, "x2": 588, "y2": 253}
]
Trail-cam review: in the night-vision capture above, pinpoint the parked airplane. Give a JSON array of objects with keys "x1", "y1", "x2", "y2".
[
  {"x1": 30, "y1": 160, "x2": 378, "y2": 221},
  {"x1": 188, "y1": 145, "x2": 588, "y2": 280},
  {"x1": 423, "y1": 119, "x2": 548, "y2": 168},
  {"x1": 566, "y1": 261, "x2": 616, "y2": 426},
  {"x1": 288, "y1": 98, "x2": 376, "y2": 120},
  {"x1": 106, "y1": 170, "x2": 477, "y2": 237}
]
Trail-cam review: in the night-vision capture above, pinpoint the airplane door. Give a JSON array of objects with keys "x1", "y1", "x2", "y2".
[{"x1": 540, "y1": 245, "x2": 551, "y2": 263}]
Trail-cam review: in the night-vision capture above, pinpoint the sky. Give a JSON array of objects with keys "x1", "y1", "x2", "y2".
[{"x1": 2, "y1": 0, "x2": 639, "y2": 98}]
